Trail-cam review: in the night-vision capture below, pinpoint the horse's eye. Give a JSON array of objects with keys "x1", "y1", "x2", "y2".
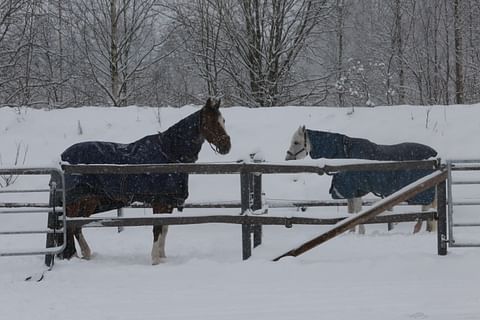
[{"x1": 294, "y1": 141, "x2": 299, "y2": 145}]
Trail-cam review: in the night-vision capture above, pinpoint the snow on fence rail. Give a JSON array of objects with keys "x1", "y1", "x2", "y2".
[
  {"x1": 61, "y1": 159, "x2": 439, "y2": 175},
  {"x1": 57, "y1": 160, "x2": 446, "y2": 260},
  {"x1": 0, "y1": 160, "x2": 447, "y2": 264}
]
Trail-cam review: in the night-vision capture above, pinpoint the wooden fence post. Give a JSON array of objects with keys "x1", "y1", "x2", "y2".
[
  {"x1": 240, "y1": 172, "x2": 252, "y2": 260},
  {"x1": 437, "y1": 180, "x2": 448, "y2": 255},
  {"x1": 240, "y1": 155, "x2": 265, "y2": 259},
  {"x1": 45, "y1": 171, "x2": 62, "y2": 267},
  {"x1": 252, "y1": 158, "x2": 263, "y2": 248}
]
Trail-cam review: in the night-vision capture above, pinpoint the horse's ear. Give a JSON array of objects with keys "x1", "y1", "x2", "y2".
[
  {"x1": 205, "y1": 98, "x2": 213, "y2": 108},
  {"x1": 301, "y1": 125, "x2": 306, "y2": 132},
  {"x1": 205, "y1": 97, "x2": 220, "y2": 111}
]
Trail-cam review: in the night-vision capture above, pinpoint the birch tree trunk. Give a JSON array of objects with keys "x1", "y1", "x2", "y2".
[
  {"x1": 393, "y1": 0, "x2": 405, "y2": 104},
  {"x1": 336, "y1": 0, "x2": 345, "y2": 108},
  {"x1": 454, "y1": 0, "x2": 464, "y2": 104},
  {"x1": 110, "y1": 0, "x2": 120, "y2": 106}
]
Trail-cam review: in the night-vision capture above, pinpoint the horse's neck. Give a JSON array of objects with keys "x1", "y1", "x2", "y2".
[
  {"x1": 306, "y1": 129, "x2": 323, "y2": 158},
  {"x1": 304, "y1": 131, "x2": 312, "y2": 154},
  {"x1": 161, "y1": 110, "x2": 204, "y2": 163},
  {"x1": 306, "y1": 129, "x2": 346, "y2": 159}
]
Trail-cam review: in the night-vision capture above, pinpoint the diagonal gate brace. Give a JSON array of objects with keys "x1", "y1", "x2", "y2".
[{"x1": 273, "y1": 170, "x2": 448, "y2": 261}]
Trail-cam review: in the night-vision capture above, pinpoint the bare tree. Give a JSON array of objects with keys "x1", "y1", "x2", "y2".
[
  {"x1": 0, "y1": 142, "x2": 28, "y2": 188},
  {"x1": 172, "y1": 0, "x2": 228, "y2": 99},
  {"x1": 391, "y1": 0, "x2": 405, "y2": 104},
  {"x1": 454, "y1": 0, "x2": 464, "y2": 104},
  {"x1": 335, "y1": 0, "x2": 346, "y2": 107},
  {"x1": 1, "y1": 0, "x2": 480, "y2": 108},
  {"x1": 221, "y1": 0, "x2": 331, "y2": 107},
  {"x1": 0, "y1": 0, "x2": 31, "y2": 106},
  {"x1": 463, "y1": 0, "x2": 480, "y2": 103},
  {"x1": 71, "y1": 0, "x2": 175, "y2": 106},
  {"x1": 0, "y1": 0, "x2": 71, "y2": 108}
]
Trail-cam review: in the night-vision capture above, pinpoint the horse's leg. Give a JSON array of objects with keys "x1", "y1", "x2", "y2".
[
  {"x1": 61, "y1": 203, "x2": 79, "y2": 259},
  {"x1": 348, "y1": 197, "x2": 364, "y2": 234},
  {"x1": 413, "y1": 204, "x2": 429, "y2": 233},
  {"x1": 414, "y1": 191, "x2": 438, "y2": 234},
  {"x1": 426, "y1": 216, "x2": 437, "y2": 232},
  {"x1": 386, "y1": 207, "x2": 395, "y2": 231},
  {"x1": 427, "y1": 195, "x2": 438, "y2": 232},
  {"x1": 62, "y1": 196, "x2": 98, "y2": 259},
  {"x1": 152, "y1": 225, "x2": 169, "y2": 264},
  {"x1": 61, "y1": 226, "x2": 78, "y2": 259},
  {"x1": 73, "y1": 196, "x2": 101, "y2": 259},
  {"x1": 423, "y1": 202, "x2": 437, "y2": 233},
  {"x1": 74, "y1": 228, "x2": 92, "y2": 259},
  {"x1": 414, "y1": 197, "x2": 437, "y2": 233},
  {"x1": 347, "y1": 198, "x2": 355, "y2": 233},
  {"x1": 413, "y1": 217, "x2": 423, "y2": 234},
  {"x1": 355, "y1": 198, "x2": 365, "y2": 234},
  {"x1": 151, "y1": 203, "x2": 173, "y2": 265}
]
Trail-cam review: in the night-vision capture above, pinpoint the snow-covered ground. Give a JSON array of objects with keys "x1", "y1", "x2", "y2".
[{"x1": 1, "y1": 104, "x2": 480, "y2": 319}]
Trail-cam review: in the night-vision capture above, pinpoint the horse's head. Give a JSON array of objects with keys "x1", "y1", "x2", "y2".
[
  {"x1": 200, "y1": 98, "x2": 231, "y2": 155},
  {"x1": 285, "y1": 125, "x2": 310, "y2": 160}
]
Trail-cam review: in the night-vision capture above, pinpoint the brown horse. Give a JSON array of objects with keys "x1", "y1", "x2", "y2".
[{"x1": 57, "y1": 98, "x2": 231, "y2": 264}]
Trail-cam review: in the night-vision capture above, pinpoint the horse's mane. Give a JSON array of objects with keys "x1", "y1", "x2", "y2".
[{"x1": 156, "y1": 109, "x2": 204, "y2": 163}]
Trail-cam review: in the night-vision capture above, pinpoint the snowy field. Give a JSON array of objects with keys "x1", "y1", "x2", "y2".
[{"x1": 1, "y1": 104, "x2": 480, "y2": 319}]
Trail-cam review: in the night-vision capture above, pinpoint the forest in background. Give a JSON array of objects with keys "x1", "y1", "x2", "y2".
[{"x1": 0, "y1": 0, "x2": 477, "y2": 108}]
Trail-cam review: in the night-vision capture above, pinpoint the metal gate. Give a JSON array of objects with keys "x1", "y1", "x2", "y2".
[
  {"x1": 0, "y1": 167, "x2": 66, "y2": 257},
  {"x1": 447, "y1": 160, "x2": 480, "y2": 247}
]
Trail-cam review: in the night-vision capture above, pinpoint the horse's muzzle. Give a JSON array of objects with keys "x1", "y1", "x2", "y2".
[
  {"x1": 285, "y1": 147, "x2": 306, "y2": 160},
  {"x1": 285, "y1": 152, "x2": 295, "y2": 161},
  {"x1": 217, "y1": 136, "x2": 231, "y2": 154}
]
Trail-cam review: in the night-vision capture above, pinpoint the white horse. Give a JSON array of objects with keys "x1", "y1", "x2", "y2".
[{"x1": 285, "y1": 125, "x2": 437, "y2": 234}]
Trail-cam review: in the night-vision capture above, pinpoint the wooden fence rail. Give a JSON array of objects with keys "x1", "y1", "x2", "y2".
[
  {"x1": 62, "y1": 159, "x2": 439, "y2": 175},
  {"x1": 273, "y1": 170, "x2": 448, "y2": 261},
  {"x1": 43, "y1": 159, "x2": 445, "y2": 263},
  {"x1": 65, "y1": 211, "x2": 436, "y2": 228}
]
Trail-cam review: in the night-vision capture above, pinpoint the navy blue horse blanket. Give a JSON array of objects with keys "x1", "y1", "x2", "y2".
[
  {"x1": 307, "y1": 129, "x2": 437, "y2": 160},
  {"x1": 61, "y1": 110, "x2": 205, "y2": 213},
  {"x1": 306, "y1": 129, "x2": 437, "y2": 204},
  {"x1": 330, "y1": 169, "x2": 435, "y2": 205}
]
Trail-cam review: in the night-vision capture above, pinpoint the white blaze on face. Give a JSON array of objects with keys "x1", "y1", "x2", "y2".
[{"x1": 218, "y1": 114, "x2": 226, "y2": 131}]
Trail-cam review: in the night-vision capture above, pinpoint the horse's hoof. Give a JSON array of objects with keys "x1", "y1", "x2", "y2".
[
  {"x1": 58, "y1": 251, "x2": 78, "y2": 260},
  {"x1": 80, "y1": 248, "x2": 92, "y2": 260},
  {"x1": 152, "y1": 257, "x2": 164, "y2": 265}
]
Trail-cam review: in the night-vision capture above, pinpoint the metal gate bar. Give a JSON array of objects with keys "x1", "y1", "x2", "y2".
[
  {"x1": 0, "y1": 207, "x2": 64, "y2": 214},
  {"x1": 0, "y1": 167, "x2": 66, "y2": 257},
  {"x1": 446, "y1": 160, "x2": 480, "y2": 247}
]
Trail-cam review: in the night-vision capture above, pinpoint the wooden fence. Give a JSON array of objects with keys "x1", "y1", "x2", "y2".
[{"x1": 42, "y1": 159, "x2": 447, "y2": 264}]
